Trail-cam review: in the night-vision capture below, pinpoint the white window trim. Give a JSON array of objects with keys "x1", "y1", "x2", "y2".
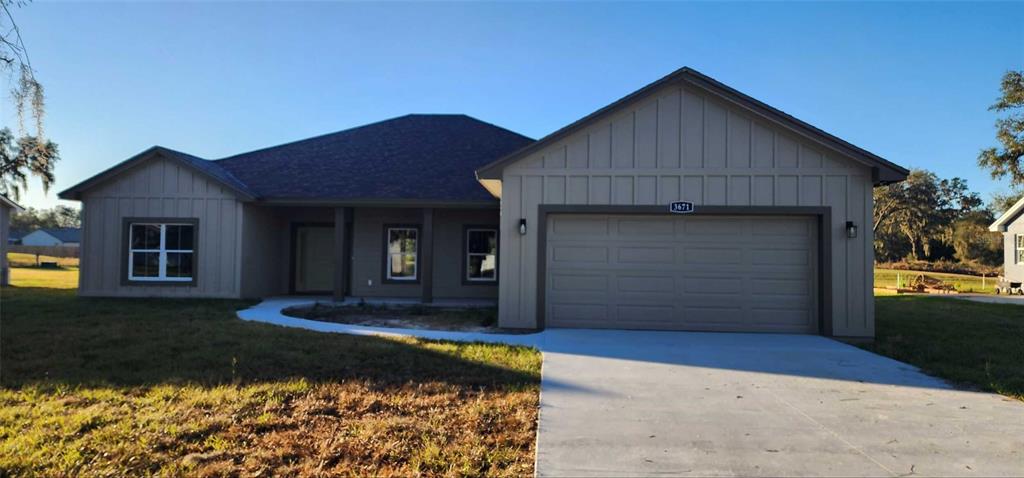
[
  {"x1": 1016, "y1": 234, "x2": 1024, "y2": 264},
  {"x1": 386, "y1": 227, "x2": 418, "y2": 281},
  {"x1": 128, "y1": 223, "x2": 195, "y2": 282},
  {"x1": 465, "y1": 228, "x2": 498, "y2": 282}
]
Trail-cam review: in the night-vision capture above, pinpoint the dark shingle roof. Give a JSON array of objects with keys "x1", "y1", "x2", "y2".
[
  {"x1": 38, "y1": 227, "x2": 81, "y2": 243},
  {"x1": 214, "y1": 114, "x2": 533, "y2": 201}
]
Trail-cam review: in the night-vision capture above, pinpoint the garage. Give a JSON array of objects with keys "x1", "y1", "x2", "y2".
[
  {"x1": 475, "y1": 67, "x2": 909, "y2": 337},
  {"x1": 543, "y1": 212, "x2": 820, "y2": 333}
]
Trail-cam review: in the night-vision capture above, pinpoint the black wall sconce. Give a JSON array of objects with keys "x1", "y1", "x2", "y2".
[
  {"x1": 519, "y1": 218, "x2": 527, "y2": 235},
  {"x1": 845, "y1": 221, "x2": 858, "y2": 239}
]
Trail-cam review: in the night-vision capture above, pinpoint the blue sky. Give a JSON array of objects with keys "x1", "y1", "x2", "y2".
[{"x1": 4, "y1": 1, "x2": 1023, "y2": 209}]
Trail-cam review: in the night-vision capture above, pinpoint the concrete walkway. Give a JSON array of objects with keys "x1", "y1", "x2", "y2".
[
  {"x1": 238, "y1": 299, "x2": 1024, "y2": 477},
  {"x1": 951, "y1": 293, "x2": 1024, "y2": 306}
]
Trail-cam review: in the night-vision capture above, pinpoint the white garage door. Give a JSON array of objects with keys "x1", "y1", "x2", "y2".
[{"x1": 544, "y1": 214, "x2": 819, "y2": 333}]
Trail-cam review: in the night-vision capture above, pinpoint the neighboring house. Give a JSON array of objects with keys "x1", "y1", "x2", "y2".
[
  {"x1": 21, "y1": 228, "x2": 82, "y2": 247},
  {"x1": 0, "y1": 195, "x2": 25, "y2": 286},
  {"x1": 989, "y1": 195, "x2": 1024, "y2": 286},
  {"x1": 8, "y1": 229, "x2": 26, "y2": 245},
  {"x1": 60, "y1": 67, "x2": 908, "y2": 338}
]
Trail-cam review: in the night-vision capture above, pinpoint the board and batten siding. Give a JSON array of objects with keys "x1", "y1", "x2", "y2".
[
  {"x1": 498, "y1": 84, "x2": 876, "y2": 337},
  {"x1": 1004, "y1": 221, "x2": 1024, "y2": 282},
  {"x1": 79, "y1": 157, "x2": 244, "y2": 298},
  {"x1": 0, "y1": 205, "x2": 11, "y2": 285}
]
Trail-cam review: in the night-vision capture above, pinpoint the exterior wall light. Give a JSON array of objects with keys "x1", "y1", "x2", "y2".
[
  {"x1": 846, "y1": 221, "x2": 858, "y2": 239},
  {"x1": 519, "y1": 218, "x2": 527, "y2": 235}
]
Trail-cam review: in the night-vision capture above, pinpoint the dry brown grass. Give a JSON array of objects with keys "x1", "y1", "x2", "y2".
[{"x1": 1, "y1": 281, "x2": 540, "y2": 477}]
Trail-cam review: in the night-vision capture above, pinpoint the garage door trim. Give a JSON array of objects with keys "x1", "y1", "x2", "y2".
[{"x1": 535, "y1": 205, "x2": 833, "y2": 335}]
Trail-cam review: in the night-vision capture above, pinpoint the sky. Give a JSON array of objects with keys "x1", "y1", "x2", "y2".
[{"x1": 3, "y1": 1, "x2": 1022, "y2": 210}]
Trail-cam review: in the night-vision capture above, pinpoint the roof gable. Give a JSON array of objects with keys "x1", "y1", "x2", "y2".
[
  {"x1": 59, "y1": 147, "x2": 257, "y2": 201},
  {"x1": 990, "y1": 195, "x2": 1024, "y2": 232},
  {"x1": 476, "y1": 67, "x2": 909, "y2": 185},
  {"x1": 28, "y1": 227, "x2": 81, "y2": 243},
  {"x1": 0, "y1": 194, "x2": 23, "y2": 212}
]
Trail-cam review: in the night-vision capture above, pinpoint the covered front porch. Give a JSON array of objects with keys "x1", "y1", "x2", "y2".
[{"x1": 239, "y1": 204, "x2": 501, "y2": 304}]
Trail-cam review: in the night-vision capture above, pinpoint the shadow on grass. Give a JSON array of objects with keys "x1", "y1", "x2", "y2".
[{"x1": 0, "y1": 287, "x2": 539, "y2": 390}]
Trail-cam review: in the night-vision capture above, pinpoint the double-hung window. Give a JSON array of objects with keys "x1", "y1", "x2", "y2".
[
  {"x1": 1017, "y1": 234, "x2": 1024, "y2": 264},
  {"x1": 386, "y1": 226, "x2": 418, "y2": 281},
  {"x1": 127, "y1": 221, "x2": 197, "y2": 283},
  {"x1": 465, "y1": 228, "x2": 498, "y2": 282}
]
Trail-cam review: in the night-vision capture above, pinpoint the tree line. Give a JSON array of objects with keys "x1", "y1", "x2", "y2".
[{"x1": 873, "y1": 171, "x2": 1020, "y2": 268}]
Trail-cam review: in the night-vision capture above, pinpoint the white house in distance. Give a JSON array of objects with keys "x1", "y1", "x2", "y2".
[
  {"x1": 990, "y1": 195, "x2": 1024, "y2": 291},
  {"x1": 21, "y1": 227, "x2": 82, "y2": 248},
  {"x1": 0, "y1": 195, "x2": 25, "y2": 285}
]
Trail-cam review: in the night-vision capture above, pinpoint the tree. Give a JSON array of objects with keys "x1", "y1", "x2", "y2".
[
  {"x1": 0, "y1": 0, "x2": 56, "y2": 200},
  {"x1": 10, "y1": 205, "x2": 80, "y2": 231},
  {"x1": 951, "y1": 210, "x2": 1003, "y2": 266},
  {"x1": 0, "y1": 127, "x2": 57, "y2": 199},
  {"x1": 978, "y1": 70, "x2": 1024, "y2": 187},
  {"x1": 990, "y1": 189, "x2": 1024, "y2": 216},
  {"x1": 873, "y1": 169, "x2": 984, "y2": 261}
]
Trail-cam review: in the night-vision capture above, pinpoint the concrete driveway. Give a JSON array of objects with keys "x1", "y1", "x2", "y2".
[{"x1": 537, "y1": 330, "x2": 1024, "y2": 477}]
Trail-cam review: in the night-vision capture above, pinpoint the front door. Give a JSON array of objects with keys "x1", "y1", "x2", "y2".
[{"x1": 293, "y1": 225, "x2": 335, "y2": 293}]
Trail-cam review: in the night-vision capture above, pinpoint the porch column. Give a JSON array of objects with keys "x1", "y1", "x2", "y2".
[
  {"x1": 333, "y1": 207, "x2": 352, "y2": 301},
  {"x1": 421, "y1": 207, "x2": 434, "y2": 303}
]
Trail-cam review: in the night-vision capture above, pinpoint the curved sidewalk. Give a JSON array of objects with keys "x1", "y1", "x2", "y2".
[{"x1": 236, "y1": 297, "x2": 543, "y2": 347}]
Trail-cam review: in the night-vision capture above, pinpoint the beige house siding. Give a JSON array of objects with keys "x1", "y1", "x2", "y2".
[
  {"x1": 239, "y1": 203, "x2": 286, "y2": 298},
  {"x1": 349, "y1": 207, "x2": 499, "y2": 300},
  {"x1": 79, "y1": 157, "x2": 244, "y2": 298},
  {"x1": 497, "y1": 84, "x2": 875, "y2": 337},
  {"x1": 0, "y1": 205, "x2": 10, "y2": 285}
]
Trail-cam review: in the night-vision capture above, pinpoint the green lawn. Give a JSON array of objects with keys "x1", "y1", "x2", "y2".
[
  {"x1": 874, "y1": 268, "x2": 996, "y2": 294},
  {"x1": 867, "y1": 296, "x2": 1024, "y2": 400},
  {"x1": 7, "y1": 252, "x2": 79, "y2": 268},
  {"x1": 0, "y1": 269, "x2": 541, "y2": 477}
]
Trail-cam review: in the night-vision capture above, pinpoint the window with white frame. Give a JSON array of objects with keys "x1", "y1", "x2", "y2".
[
  {"x1": 127, "y1": 222, "x2": 196, "y2": 282},
  {"x1": 1017, "y1": 234, "x2": 1024, "y2": 264},
  {"x1": 386, "y1": 227, "x2": 418, "y2": 281},
  {"x1": 465, "y1": 228, "x2": 498, "y2": 282}
]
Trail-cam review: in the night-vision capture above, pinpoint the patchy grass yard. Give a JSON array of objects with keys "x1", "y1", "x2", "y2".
[
  {"x1": 0, "y1": 269, "x2": 541, "y2": 477},
  {"x1": 7, "y1": 252, "x2": 79, "y2": 268},
  {"x1": 8, "y1": 266, "x2": 78, "y2": 289},
  {"x1": 874, "y1": 268, "x2": 995, "y2": 294},
  {"x1": 867, "y1": 296, "x2": 1024, "y2": 400}
]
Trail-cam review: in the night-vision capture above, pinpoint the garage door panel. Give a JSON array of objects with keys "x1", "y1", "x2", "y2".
[
  {"x1": 681, "y1": 276, "x2": 742, "y2": 294},
  {"x1": 752, "y1": 278, "x2": 809, "y2": 296},
  {"x1": 551, "y1": 245, "x2": 609, "y2": 263},
  {"x1": 617, "y1": 275, "x2": 675, "y2": 293},
  {"x1": 682, "y1": 248, "x2": 743, "y2": 265},
  {"x1": 680, "y1": 306, "x2": 745, "y2": 325},
  {"x1": 617, "y1": 246, "x2": 675, "y2": 264},
  {"x1": 546, "y1": 213, "x2": 818, "y2": 333},
  {"x1": 552, "y1": 217, "x2": 609, "y2": 236},
  {"x1": 680, "y1": 218, "x2": 745, "y2": 236},
  {"x1": 617, "y1": 218, "x2": 674, "y2": 237},
  {"x1": 751, "y1": 248, "x2": 810, "y2": 266},
  {"x1": 549, "y1": 273, "x2": 609, "y2": 292}
]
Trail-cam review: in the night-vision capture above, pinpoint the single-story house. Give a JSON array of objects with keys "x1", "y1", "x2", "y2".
[
  {"x1": 60, "y1": 67, "x2": 908, "y2": 338},
  {"x1": 0, "y1": 195, "x2": 25, "y2": 285},
  {"x1": 989, "y1": 195, "x2": 1024, "y2": 288},
  {"x1": 8, "y1": 229, "x2": 26, "y2": 245},
  {"x1": 20, "y1": 227, "x2": 82, "y2": 247}
]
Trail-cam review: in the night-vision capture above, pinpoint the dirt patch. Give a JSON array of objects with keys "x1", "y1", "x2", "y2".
[{"x1": 283, "y1": 302, "x2": 537, "y2": 334}]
